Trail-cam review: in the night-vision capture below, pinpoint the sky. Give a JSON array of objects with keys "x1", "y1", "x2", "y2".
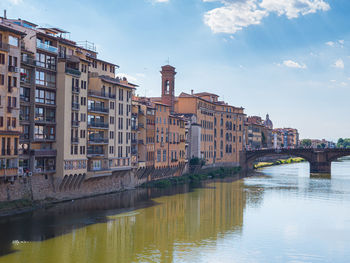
[{"x1": 1, "y1": 0, "x2": 349, "y2": 141}]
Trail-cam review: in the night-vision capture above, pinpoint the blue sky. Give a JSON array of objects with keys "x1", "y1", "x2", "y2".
[{"x1": 1, "y1": 0, "x2": 349, "y2": 141}]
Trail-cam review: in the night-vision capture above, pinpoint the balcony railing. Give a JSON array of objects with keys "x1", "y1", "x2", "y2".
[
  {"x1": 34, "y1": 117, "x2": 56, "y2": 123},
  {"x1": 0, "y1": 42, "x2": 10, "y2": 52},
  {"x1": 87, "y1": 149, "x2": 105, "y2": 156},
  {"x1": 72, "y1": 86, "x2": 80, "y2": 94},
  {"x1": 88, "y1": 105, "x2": 109, "y2": 114},
  {"x1": 131, "y1": 139, "x2": 137, "y2": 144},
  {"x1": 88, "y1": 122, "x2": 109, "y2": 129},
  {"x1": 21, "y1": 56, "x2": 36, "y2": 66},
  {"x1": 72, "y1": 102, "x2": 80, "y2": 111},
  {"x1": 71, "y1": 120, "x2": 80, "y2": 127},
  {"x1": 36, "y1": 41, "x2": 58, "y2": 54},
  {"x1": 138, "y1": 139, "x2": 144, "y2": 145},
  {"x1": 8, "y1": 65, "x2": 19, "y2": 73},
  {"x1": 88, "y1": 137, "x2": 109, "y2": 144},
  {"x1": 66, "y1": 67, "x2": 81, "y2": 77},
  {"x1": 88, "y1": 90, "x2": 116, "y2": 99},
  {"x1": 30, "y1": 149, "x2": 57, "y2": 157},
  {"x1": 71, "y1": 137, "x2": 79, "y2": 144}
]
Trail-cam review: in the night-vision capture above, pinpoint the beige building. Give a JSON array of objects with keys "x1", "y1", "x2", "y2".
[{"x1": 4, "y1": 17, "x2": 136, "y2": 180}]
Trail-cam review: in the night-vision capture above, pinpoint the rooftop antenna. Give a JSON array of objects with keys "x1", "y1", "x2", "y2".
[{"x1": 166, "y1": 57, "x2": 170, "y2": 65}]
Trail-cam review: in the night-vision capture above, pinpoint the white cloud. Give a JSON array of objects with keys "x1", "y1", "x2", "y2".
[
  {"x1": 333, "y1": 59, "x2": 344, "y2": 69},
  {"x1": 204, "y1": 0, "x2": 267, "y2": 34},
  {"x1": 7, "y1": 0, "x2": 23, "y2": 4},
  {"x1": 203, "y1": 0, "x2": 330, "y2": 34},
  {"x1": 340, "y1": 82, "x2": 347, "y2": 87},
  {"x1": 152, "y1": 0, "x2": 169, "y2": 2},
  {"x1": 283, "y1": 60, "x2": 307, "y2": 69},
  {"x1": 326, "y1": 40, "x2": 344, "y2": 47}
]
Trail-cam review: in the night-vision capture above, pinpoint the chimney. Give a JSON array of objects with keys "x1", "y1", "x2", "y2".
[
  {"x1": 4, "y1": 10, "x2": 6, "y2": 19},
  {"x1": 191, "y1": 89, "x2": 193, "y2": 95}
]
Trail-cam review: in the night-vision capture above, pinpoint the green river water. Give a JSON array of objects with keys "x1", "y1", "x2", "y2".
[{"x1": 0, "y1": 159, "x2": 349, "y2": 263}]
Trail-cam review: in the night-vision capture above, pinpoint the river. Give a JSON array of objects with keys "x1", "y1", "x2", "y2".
[{"x1": 0, "y1": 159, "x2": 349, "y2": 263}]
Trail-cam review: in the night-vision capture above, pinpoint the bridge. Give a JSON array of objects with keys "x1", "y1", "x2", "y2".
[{"x1": 240, "y1": 148, "x2": 350, "y2": 174}]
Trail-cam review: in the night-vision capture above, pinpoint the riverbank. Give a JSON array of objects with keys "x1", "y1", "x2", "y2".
[
  {"x1": 0, "y1": 166, "x2": 242, "y2": 218},
  {"x1": 142, "y1": 166, "x2": 242, "y2": 188},
  {"x1": 254, "y1": 157, "x2": 305, "y2": 169}
]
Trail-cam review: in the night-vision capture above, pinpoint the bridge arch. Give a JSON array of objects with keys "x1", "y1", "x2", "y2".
[{"x1": 242, "y1": 148, "x2": 350, "y2": 174}]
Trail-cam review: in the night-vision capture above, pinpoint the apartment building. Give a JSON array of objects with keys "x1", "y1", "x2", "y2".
[
  {"x1": 175, "y1": 91, "x2": 245, "y2": 165},
  {"x1": 168, "y1": 114, "x2": 186, "y2": 166},
  {"x1": 131, "y1": 96, "x2": 156, "y2": 168},
  {"x1": 131, "y1": 100, "x2": 147, "y2": 168},
  {"x1": 0, "y1": 21, "x2": 24, "y2": 177},
  {"x1": 3, "y1": 17, "x2": 136, "y2": 179}
]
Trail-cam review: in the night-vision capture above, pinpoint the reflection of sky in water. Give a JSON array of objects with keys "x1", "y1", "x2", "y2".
[{"x1": 0, "y1": 161, "x2": 349, "y2": 263}]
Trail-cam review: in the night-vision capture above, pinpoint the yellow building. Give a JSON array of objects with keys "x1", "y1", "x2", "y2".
[{"x1": 0, "y1": 22, "x2": 24, "y2": 177}]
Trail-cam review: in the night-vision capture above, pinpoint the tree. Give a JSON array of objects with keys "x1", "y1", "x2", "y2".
[
  {"x1": 337, "y1": 138, "x2": 350, "y2": 148},
  {"x1": 300, "y1": 139, "x2": 311, "y2": 148}
]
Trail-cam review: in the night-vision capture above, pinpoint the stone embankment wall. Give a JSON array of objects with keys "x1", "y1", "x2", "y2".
[{"x1": 0, "y1": 164, "x2": 188, "y2": 203}]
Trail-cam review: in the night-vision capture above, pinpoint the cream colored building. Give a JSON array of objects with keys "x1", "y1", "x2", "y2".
[{"x1": 4, "y1": 17, "x2": 136, "y2": 180}]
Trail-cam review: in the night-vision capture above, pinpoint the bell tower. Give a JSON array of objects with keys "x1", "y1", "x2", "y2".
[{"x1": 161, "y1": 65, "x2": 176, "y2": 112}]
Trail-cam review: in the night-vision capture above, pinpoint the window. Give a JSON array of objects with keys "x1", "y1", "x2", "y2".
[
  {"x1": 110, "y1": 102, "x2": 114, "y2": 109},
  {"x1": 109, "y1": 146, "x2": 114, "y2": 154},
  {"x1": 0, "y1": 54, "x2": 4, "y2": 65},
  {"x1": 163, "y1": 150, "x2": 166, "y2": 162},
  {"x1": 9, "y1": 35, "x2": 18, "y2": 47},
  {"x1": 157, "y1": 150, "x2": 161, "y2": 162},
  {"x1": 35, "y1": 107, "x2": 44, "y2": 121},
  {"x1": 0, "y1": 74, "x2": 4, "y2": 85}
]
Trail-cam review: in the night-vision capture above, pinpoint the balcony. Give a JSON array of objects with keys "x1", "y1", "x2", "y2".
[
  {"x1": 88, "y1": 137, "x2": 109, "y2": 144},
  {"x1": 88, "y1": 90, "x2": 116, "y2": 99},
  {"x1": 88, "y1": 105, "x2": 109, "y2": 114},
  {"x1": 66, "y1": 67, "x2": 81, "y2": 77},
  {"x1": 30, "y1": 149, "x2": 57, "y2": 157},
  {"x1": 36, "y1": 41, "x2": 58, "y2": 54},
  {"x1": 21, "y1": 56, "x2": 36, "y2": 66},
  {"x1": 131, "y1": 125, "x2": 137, "y2": 131},
  {"x1": 7, "y1": 106, "x2": 13, "y2": 113},
  {"x1": 72, "y1": 86, "x2": 80, "y2": 94},
  {"x1": 72, "y1": 102, "x2": 80, "y2": 111},
  {"x1": 71, "y1": 137, "x2": 79, "y2": 144},
  {"x1": 138, "y1": 139, "x2": 144, "y2": 145},
  {"x1": 138, "y1": 123, "x2": 145, "y2": 129},
  {"x1": 71, "y1": 120, "x2": 80, "y2": 127},
  {"x1": 131, "y1": 139, "x2": 137, "y2": 145},
  {"x1": 34, "y1": 117, "x2": 56, "y2": 124},
  {"x1": 0, "y1": 42, "x2": 10, "y2": 52},
  {"x1": 8, "y1": 65, "x2": 19, "y2": 73},
  {"x1": 88, "y1": 122, "x2": 109, "y2": 129},
  {"x1": 87, "y1": 149, "x2": 105, "y2": 156}
]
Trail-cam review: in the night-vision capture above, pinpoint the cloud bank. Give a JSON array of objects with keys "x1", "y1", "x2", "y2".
[{"x1": 204, "y1": 0, "x2": 330, "y2": 34}]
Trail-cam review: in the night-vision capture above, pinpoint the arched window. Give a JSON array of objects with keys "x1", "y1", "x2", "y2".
[{"x1": 164, "y1": 80, "x2": 170, "y2": 94}]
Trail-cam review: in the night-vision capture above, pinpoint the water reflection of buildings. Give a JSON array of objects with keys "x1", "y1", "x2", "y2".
[{"x1": 0, "y1": 180, "x2": 266, "y2": 263}]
